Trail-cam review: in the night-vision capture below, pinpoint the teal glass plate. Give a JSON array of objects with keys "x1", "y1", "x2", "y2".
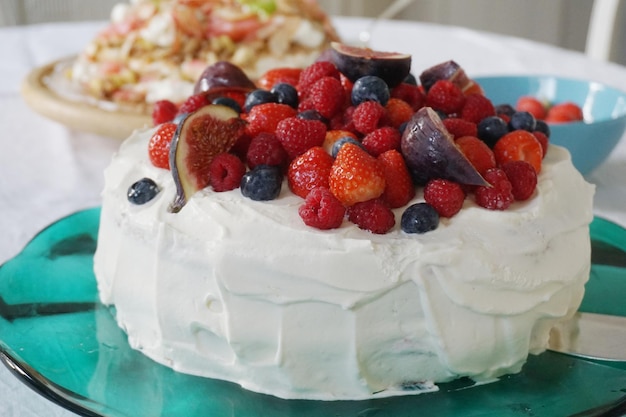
[{"x1": 1, "y1": 208, "x2": 626, "y2": 417}]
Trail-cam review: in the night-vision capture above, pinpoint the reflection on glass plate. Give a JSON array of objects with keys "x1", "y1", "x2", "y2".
[{"x1": 1, "y1": 208, "x2": 626, "y2": 417}]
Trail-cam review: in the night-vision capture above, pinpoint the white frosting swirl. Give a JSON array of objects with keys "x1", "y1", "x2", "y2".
[{"x1": 94, "y1": 127, "x2": 594, "y2": 400}]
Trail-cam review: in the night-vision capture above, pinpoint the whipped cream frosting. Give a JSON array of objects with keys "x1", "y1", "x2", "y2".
[{"x1": 94, "y1": 127, "x2": 595, "y2": 400}]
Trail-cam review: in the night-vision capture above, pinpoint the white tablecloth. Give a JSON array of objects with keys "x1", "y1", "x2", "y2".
[{"x1": 1, "y1": 17, "x2": 625, "y2": 417}]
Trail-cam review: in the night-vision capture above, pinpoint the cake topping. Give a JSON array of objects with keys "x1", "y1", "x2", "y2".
[
  {"x1": 140, "y1": 44, "x2": 549, "y2": 233},
  {"x1": 127, "y1": 177, "x2": 160, "y2": 205}
]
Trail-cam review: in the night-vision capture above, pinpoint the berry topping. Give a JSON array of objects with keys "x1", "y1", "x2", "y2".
[
  {"x1": 240, "y1": 165, "x2": 283, "y2": 201},
  {"x1": 352, "y1": 100, "x2": 387, "y2": 134},
  {"x1": 323, "y1": 129, "x2": 358, "y2": 154},
  {"x1": 443, "y1": 117, "x2": 478, "y2": 140},
  {"x1": 245, "y1": 103, "x2": 297, "y2": 137},
  {"x1": 246, "y1": 132, "x2": 288, "y2": 170},
  {"x1": 460, "y1": 93, "x2": 496, "y2": 124},
  {"x1": 361, "y1": 126, "x2": 401, "y2": 157},
  {"x1": 401, "y1": 203, "x2": 439, "y2": 234},
  {"x1": 298, "y1": 61, "x2": 340, "y2": 94},
  {"x1": 148, "y1": 122, "x2": 176, "y2": 169},
  {"x1": 474, "y1": 168, "x2": 514, "y2": 210},
  {"x1": 545, "y1": 102, "x2": 584, "y2": 123},
  {"x1": 493, "y1": 130, "x2": 543, "y2": 174},
  {"x1": 244, "y1": 89, "x2": 278, "y2": 112},
  {"x1": 385, "y1": 97, "x2": 414, "y2": 128},
  {"x1": 287, "y1": 146, "x2": 334, "y2": 199},
  {"x1": 377, "y1": 149, "x2": 415, "y2": 208},
  {"x1": 535, "y1": 119, "x2": 551, "y2": 137},
  {"x1": 275, "y1": 117, "x2": 327, "y2": 160},
  {"x1": 351, "y1": 75, "x2": 391, "y2": 106},
  {"x1": 501, "y1": 160, "x2": 538, "y2": 201},
  {"x1": 476, "y1": 116, "x2": 508, "y2": 148},
  {"x1": 508, "y1": 111, "x2": 537, "y2": 132},
  {"x1": 209, "y1": 153, "x2": 247, "y2": 192},
  {"x1": 152, "y1": 100, "x2": 178, "y2": 125},
  {"x1": 271, "y1": 83, "x2": 299, "y2": 109},
  {"x1": 330, "y1": 135, "x2": 364, "y2": 158},
  {"x1": 423, "y1": 179, "x2": 465, "y2": 218},
  {"x1": 516, "y1": 96, "x2": 547, "y2": 120},
  {"x1": 177, "y1": 94, "x2": 208, "y2": 115},
  {"x1": 391, "y1": 82, "x2": 425, "y2": 111},
  {"x1": 128, "y1": 178, "x2": 159, "y2": 205},
  {"x1": 347, "y1": 199, "x2": 395, "y2": 234},
  {"x1": 426, "y1": 79, "x2": 466, "y2": 115},
  {"x1": 455, "y1": 135, "x2": 496, "y2": 176},
  {"x1": 329, "y1": 143, "x2": 386, "y2": 206},
  {"x1": 532, "y1": 130, "x2": 549, "y2": 157},
  {"x1": 258, "y1": 67, "x2": 302, "y2": 90},
  {"x1": 298, "y1": 187, "x2": 346, "y2": 230},
  {"x1": 305, "y1": 76, "x2": 346, "y2": 119}
]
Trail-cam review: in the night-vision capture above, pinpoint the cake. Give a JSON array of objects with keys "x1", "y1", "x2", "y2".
[
  {"x1": 93, "y1": 50, "x2": 595, "y2": 400},
  {"x1": 69, "y1": 0, "x2": 338, "y2": 108}
]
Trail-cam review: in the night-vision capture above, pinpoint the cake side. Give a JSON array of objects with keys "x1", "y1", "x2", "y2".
[{"x1": 94, "y1": 127, "x2": 594, "y2": 400}]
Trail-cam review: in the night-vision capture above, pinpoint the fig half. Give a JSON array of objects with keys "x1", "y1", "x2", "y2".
[
  {"x1": 400, "y1": 107, "x2": 487, "y2": 186},
  {"x1": 169, "y1": 104, "x2": 247, "y2": 212},
  {"x1": 193, "y1": 61, "x2": 257, "y2": 95},
  {"x1": 329, "y1": 42, "x2": 411, "y2": 88},
  {"x1": 419, "y1": 60, "x2": 479, "y2": 94}
]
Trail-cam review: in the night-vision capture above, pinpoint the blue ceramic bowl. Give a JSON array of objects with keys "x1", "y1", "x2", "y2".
[{"x1": 474, "y1": 75, "x2": 626, "y2": 175}]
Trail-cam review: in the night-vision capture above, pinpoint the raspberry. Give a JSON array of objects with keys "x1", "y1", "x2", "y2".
[
  {"x1": 461, "y1": 93, "x2": 496, "y2": 124},
  {"x1": 353, "y1": 101, "x2": 387, "y2": 134},
  {"x1": 347, "y1": 199, "x2": 395, "y2": 234},
  {"x1": 209, "y1": 153, "x2": 247, "y2": 192},
  {"x1": 287, "y1": 146, "x2": 334, "y2": 198},
  {"x1": 245, "y1": 103, "x2": 297, "y2": 138},
  {"x1": 443, "y1": 117, "x2": 478, "y2": 139},
  {"x1": 423, "y1": 179, "x2": 465, "y2": 218},
  {"x1": 516, "y1": 96, "x2": 547, "y2": 120},
  {"x1": 246, "y1": 132, "x2": 288, "y2": 170},
  {"x1": 474, "y1": 168, "x2": 514, "y2": 210},
  {"x1": 391, "y1": 82, "x2": 425, "y2": 111},
  {"x1": 455, "y1": 135, "x2": 496, "y2": 175},
  {"x1": 493, "y1": 130, "x2": 543, "y2": 174},
  {"x1": 298, "y1": 187, "x2": 346, "y2": 230},
  {"x1": 177, "y1": 94, "x2": 208, "y2": 115},
  {"x1": 151, "y1": 100, "x2": 178, "y2": 125},
  {"x1": 275, "y1": 117, "x2": 327, "y2": 160},
  {"x1": 385, "y1": 98, "x2": 414, "y2": 128},
  {"x1": 361, "y1": 126, "x2": 401, "y2": 157},
  {"x1": 298, "y1": 61, "x2": 340, "y2": 96},
  {"x1": 532, "y1": 130, "x2": 549, "y2": 157},
  {"x1": 148, "y1": 122, "x2": 176, "y2": 169},
  {"x1": 501, "y1": 160, "x2": 537, "y2": 201},
  {"x1": 305, "y1": 76, "x2": 346, "y2": 119},
  {"x1": 329, "y1": 105, "x2": 357, "y2": 133},
  {"x1": 257, "y1": 67, "x2": 302, "y2": 90},
  {"x1": 545, "y1": 102, "x2": 583, "y2": 123},
  {"x1": 426, "y1": 79, "x2": 466, "y2": 115},
  {"x1": 377, "y1": 150, "x2": 415, "y2": 208}
]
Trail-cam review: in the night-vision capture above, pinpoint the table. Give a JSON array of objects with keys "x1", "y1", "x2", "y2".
[{"x1": 1, "y1": 17, "x2": 625, "y2": 417}]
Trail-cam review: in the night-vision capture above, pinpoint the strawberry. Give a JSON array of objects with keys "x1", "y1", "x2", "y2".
[
  {"x1": 516, "y1": 96, "x2": 547, "y2": 120},
  {"x1": 322, "y1": 129, "x2": 359, "y2": 154},
  {"x1": 385, "y1": 98, "x2": 414, "y2": 128},
  {"x1": 455, "y1": 135, "x2": 496, "y2": 176},
  {"x1": 493, "y1": 130, "x2": 543, "y2": 174},
  {"x1": 275, "y1": 117, "x2": 327, "y2": 160},
  {"x1": 245, "y1": 103, "x2": 297, "y2": 138},
  {"x1": 377, "y1": 150, "x2": 415, "y2": 208},
  {"x1": 545, "y1": 102, "x2": 583, "y2": 123},
  {"x1": 257, "y1": 67, "x2": 302, "y2": 90},
  {"x1": 177, "y1": 94, "x2": 208, "y2": 115},
  {"x1": 287, "y1": 146, "x2": 334, "y2": 199},
  {"x1": 329, "y1": 143, "x2": 386, "y2": 206},
  {"x1": 501, "y1": 160, "x2": 537, "y2": 201},
  {"x1": 298, "y1": 187, "x2": 346, "y2": 230},
  {"x1": 148, "y1": 122, "x2": 177, "y2": 169},
  {"x1": 152, "y1": 100, "x2": 178, "y2": 125}
]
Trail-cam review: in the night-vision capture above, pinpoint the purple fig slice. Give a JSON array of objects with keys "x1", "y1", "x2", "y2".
[
  {"x1": 419, "y1": 60, "x2": 472, "y2": 93},
  {"x1": 193, "y1": 61, "x2": 257, "y2": 95},
  {"x1": 329, "y1": 42, "x2": 411, "y2": 88},
  {"x1": 400, "y1": 107, "x2": 488, "y2": 186},
  {"x1": 169, "y1": 104, "x2": 247, "y2": 213}
]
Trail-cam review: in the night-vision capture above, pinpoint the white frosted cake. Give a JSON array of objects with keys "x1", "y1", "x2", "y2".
[{"x1": 93, "y1": 52, "x2": 595, "y2": 400}]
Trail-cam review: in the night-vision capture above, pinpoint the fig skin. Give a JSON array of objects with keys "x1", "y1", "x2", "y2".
[
  {"x1": 419, "y1": 60, "x2": 470, "y2": 92},
  {"x1": 329, "y1": 42, "x2": 411, "y2": 88},
  {"x1": 193, "y1": 61, "x2": 257, "y2": 95},
  {"x1": 401, "y1": 107, "x2": 487, "y2": 186},
  {"x1": 169, "y1": 104, "x2": 247, "y2": 213}
]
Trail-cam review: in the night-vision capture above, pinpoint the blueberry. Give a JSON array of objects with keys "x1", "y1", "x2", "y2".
[
  {"x1": 240, "y1": 165, "x2": 283, "y2": 201},
  {"x1": 271, "y1": 83, "x2": 299, "y2": 108},
  {"x1": 401, "y1": 203, "x2": 439, "y2": 234},
  {"x1": 495, "y1": 103, "x2": 516, "y2": 118},
  {"x1": 535, "y1": 119, "x2": 551, "y2": 138},
  {"x1": 244, "y1": 89, "x2": 277, "y2": 113},
  {"x1": 351, "y1": 75, "x2": 390, "y2": 106},
  {"x1": 127, "y1": 178, "x2": 159, "y2": 205},
  {"x1": 477, "y1": 116, "x2": 508, "y2": 148},
  {"x1": 212, "y1": 96, "x2": 242, "y2": 114},
  {"x1": 297, "y1": 109, "x2": 328, "y2": 125},
  {"x1": 508, "y1": 111, "x2": 537, "y2": 132},
  {"x1": 403, "y1": 73, "x2": 418, "y2": 86},
  {"x1": 331, "y1": 136, "x2": 365, "y2": 158}
]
